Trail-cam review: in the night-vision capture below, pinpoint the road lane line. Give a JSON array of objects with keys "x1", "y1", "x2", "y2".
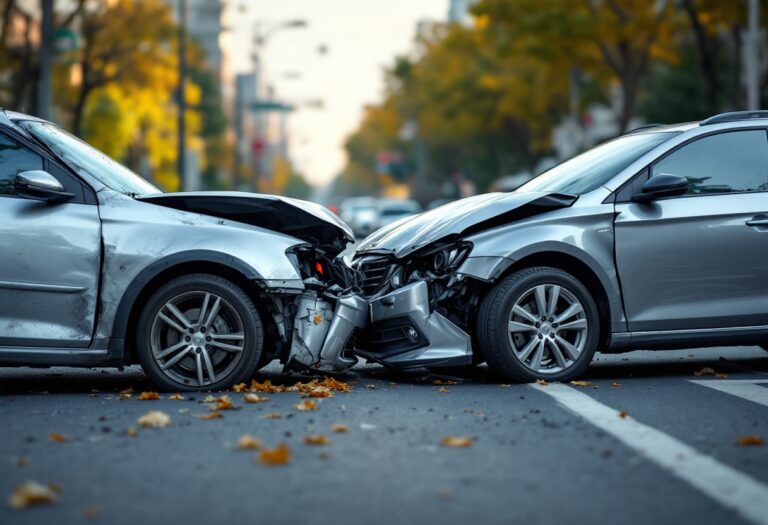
[
  {"x1": 531, "y1": 383, "x2": 768, "y2": 525},
  {"x1": 689, "y1": 379, "x2": 768, "y2": 408}
]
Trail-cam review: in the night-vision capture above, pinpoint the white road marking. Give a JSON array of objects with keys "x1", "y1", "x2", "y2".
[
  {"x1": 531, "y1": 383, "x2": 768, "y2": 525},
  {"x1": 689, "y1": 379, "x2": 768, "y2": 409}
]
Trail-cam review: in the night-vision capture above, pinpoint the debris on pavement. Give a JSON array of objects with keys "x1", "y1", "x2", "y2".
[
  {"x1": 137, "y1": 410, "x2": 171, "y2": 428},
  {"x1": 736, "y1": 435, "x2": 764, "y2": 446},
  {"x1": 137, "y1": 391, "x2": 160, "y2": 400},
  {"x1": 330, "y1": 423, "x2": 350, "y2": 433},
  {"x1": 8, "y1": 481, "x2": 59, "y2": 509},
  {"x1": 48, "y1": 432, "x2": 68, "y2": 442},
  {"x1": 237, "y1": 435, "x2": 263, "y2": 450},
  {"x1": 258, "y1": 443, "x2": 291, "y2": 465},
  {"x1": 440, "y1": 436, "x2": 474, "y2": 448},
  {"x1": 304, "y1": 434, "x2": 331, "y2": 445}
]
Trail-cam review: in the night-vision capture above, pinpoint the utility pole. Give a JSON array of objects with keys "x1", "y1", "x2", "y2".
[
  {"x1": 177, "y1": 0, "x2": 188, "y2": 190},
  {"x1": 37, "y1": 0, "x2": 53, "y2": 120},
  {"x1": 746, "y1": 0, "x2": 760, "y2": 110}
]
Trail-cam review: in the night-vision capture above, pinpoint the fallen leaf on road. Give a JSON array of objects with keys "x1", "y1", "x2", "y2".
[
  {"x1": 611, "y1": 382, "x2": 622, "y2": 388},
  {"x1": 137, "y1": 411, "x2": 171, "y2": 428},
  {"x1": 736, "y1": 435, "x2": 764, "y2": 446},
  {"x1": 168, "y1": 394, "x2": 184, "y2": 401},
  {"x1": 126, "y1": 428, "x2": 138, "y2": 437},
  {"x1": 304, "y1": 434, "x2": 331, "y2": 445},
  {"x1": 569, "y1": 381, "x2": 594, "y2": 387},
  {"x1": 331, "y1": 423, "x2": 350, "y2": 433},
  {"x1": 231, "y1": 382, "x2": 248, "y2": 393},
  {"x1": 694, "y1": 367, "x2": 716, "y2": 376},
  {"x1": 262, "y1": 412, "x2": 282, "y2": 419},
  {"x1": 243, "y1": 393, "x2": 268, "y2": 403},
  {"x1": 535, "y1": 379, "x2": 548, "y2": 386},
  {"x1": 250, "y1": 379, "x2": 285, "y2": 393},
  {"x1": 438, "y1": 387, "x2": 451, "y2": 393},
  {"x1": 16, "y1": 457, "x2": 28, "y2": 467},
  {"x1": 440, "y1": 436, "x2": 474, "y2": 448},
  {"x1": 8, "y1": 481, "x2": 58, "y2": 509},
  {"x1": 48, "y1": 432, "x2": 68, "y2": 443},
  {"x1": 304, "y1": 386, "x2": 333, "y2": 398},
  {"x1": 207, "y1": 395, "x2": 235, "y2": 411},
  {"x1": 715, "y1": 373, "x2": 729, "y2": 379},
  {"x1": 618, "y1": 411, "x2": 629, "y2": 419},
  {"x1": 294, "y1": 399, "x2": 317, "y2": 412},
  {"x1": 432, "y1": 379, "x2": 458, "y2": 385},
  {"x1": 138, "y1": 391, "x2": 160, "y2": 401},
  {"x1": 318, "y1": 376, "x2": 351, "y2": 393},
  {"x1": 197, "y1": 412, "x2": 223, "y2": 420},
  {"x1": 83, "y1": 505, "x2": 101, "y2": 519},
  {"x1": 258, "y1": 443, "x2": 291, "y2": 465},
  {"x1": 365, "y1": 384, "x2": 377, "y2": 389},
  {"x1": 119, "y1": 387, "x2": 133, "y2": 396},
  {"x1": 498, "y1": 384, "x2": 512, "y2": 388},
  {"x1": 237, "y1": 435, "x2": 262, "y2": 450},
  {"x1": 201, "y1": 395, "x2": 218, "y2": 403}
]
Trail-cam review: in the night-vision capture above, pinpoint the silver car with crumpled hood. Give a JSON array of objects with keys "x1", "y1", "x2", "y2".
[
  {"x1": 353, "y1": 111, "x2": 768, "y2": 382},
  {"x1": 0, "y1": 110, "x2": 366, "y2": 391}
]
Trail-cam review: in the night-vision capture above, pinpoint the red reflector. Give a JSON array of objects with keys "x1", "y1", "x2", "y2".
[{"x1": 315, "y1": 262, "x2": 324, "y2": 275}]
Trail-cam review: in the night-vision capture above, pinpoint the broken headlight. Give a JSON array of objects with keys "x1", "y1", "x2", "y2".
[{"x1": 407, "y1": 241, "x2": 472, "y2": 278}]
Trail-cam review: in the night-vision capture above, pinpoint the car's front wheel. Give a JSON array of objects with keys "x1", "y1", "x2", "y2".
[
  {"x1": 136, "y1": 274, "x2": 264, "y2": 391},
  {"x1": 477, "y1": 266, "x2": 600, "y2": 383}
]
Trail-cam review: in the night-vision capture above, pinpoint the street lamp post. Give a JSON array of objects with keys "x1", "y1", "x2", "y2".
[
  {"x1": 746, "y1": 0, "x2": 761, "y2": 110},
  {"x1": 177, "y1": 0, "x2": 188, "y2": 191}
]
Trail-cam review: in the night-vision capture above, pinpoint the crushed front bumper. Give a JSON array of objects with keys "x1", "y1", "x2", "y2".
[{"x1": 355, "y1": 281, "x2": 472, "y2": 369}]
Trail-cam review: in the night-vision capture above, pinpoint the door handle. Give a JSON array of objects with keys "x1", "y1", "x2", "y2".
[{"x1": 746, "y1": 217, "x2": 768, "y2": 227}]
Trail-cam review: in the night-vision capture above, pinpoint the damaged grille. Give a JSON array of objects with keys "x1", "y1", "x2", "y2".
[{"x1": 357, "y1": 256, "x2": 395, "y2": 296}]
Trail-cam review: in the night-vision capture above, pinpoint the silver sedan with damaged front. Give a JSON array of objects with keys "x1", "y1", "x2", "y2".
[
  {"x1": 353, "y1": 111, "x2": 768, "y2": 383},
  {"x1": 0, "y1": 110, "x2": 366, "y2": 391}
]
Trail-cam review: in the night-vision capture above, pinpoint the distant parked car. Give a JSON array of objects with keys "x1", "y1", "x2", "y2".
[
  {"x1": 0, "y1": 110, "x2": 366, "y2": 391},
  {"x1": 340, "y1": 197, "x2": 379, "y2": 237},
  {"x1": 353, "y1": 111, "x2": 768, "y2": 383},
  {"x1": 376, "y1": 198, "x2": 422, "y2": 228}
]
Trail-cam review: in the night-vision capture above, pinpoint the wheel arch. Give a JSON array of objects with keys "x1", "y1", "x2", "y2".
[
  {"x1": 109, "y1": 250, "x2": 277, "y2": 364},
  {"x1": 495, "y1": 249, "x2": 614, "y2": 350}
]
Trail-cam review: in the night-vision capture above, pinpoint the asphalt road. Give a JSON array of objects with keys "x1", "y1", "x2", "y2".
[{"x1": 1, "y1": 346, "x2": 768, "y2": 525}]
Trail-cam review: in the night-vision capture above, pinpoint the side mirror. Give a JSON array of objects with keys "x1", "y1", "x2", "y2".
[
  {"x1": 14, "y1": 170, "x2": 74, "y2": 203},
  {"x1": 632, "y1": 173, "x2": 688, "y2": 203}
]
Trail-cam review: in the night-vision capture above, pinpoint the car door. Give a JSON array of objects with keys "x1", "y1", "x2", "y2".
[
  {"x1": 0, "y1": 129, "x2": 101, "y2": 348},
  {"x1": 614, "y1": 128, "x2": 768, "y2": 332}
]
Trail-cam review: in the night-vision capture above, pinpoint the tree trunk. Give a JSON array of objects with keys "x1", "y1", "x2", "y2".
[{"x1": 683, "y1": 2, "x2": 720, "y2": 114}]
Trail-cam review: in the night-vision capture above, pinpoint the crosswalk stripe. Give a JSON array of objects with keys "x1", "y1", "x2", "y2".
[
  {"x1": 531, "y1": 382, "x2": 768, "y2": 525},
  {"x1": 690, "y1": 379, "x2": 768, "y2": 409}
]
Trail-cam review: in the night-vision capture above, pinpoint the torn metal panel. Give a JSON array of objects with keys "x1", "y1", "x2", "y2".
[{"x1": 285, "y1": 292, "x2": 367, "y2": 372}]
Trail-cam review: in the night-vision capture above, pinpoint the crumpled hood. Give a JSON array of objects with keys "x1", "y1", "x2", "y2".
[
  {"x1": 356, "y1": 191, "x2": 577, "y2": 258},
  {"x1": 138, "y1": 192, "x2": 354, "y2": 253}
]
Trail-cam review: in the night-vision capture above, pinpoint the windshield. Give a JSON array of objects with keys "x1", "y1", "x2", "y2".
[
  {"x1": 518, "y1": 132, "x2": 678, "y2": 195},
  {"x1": 19, "y1": 120, "x2": 160, "y2": 196}
]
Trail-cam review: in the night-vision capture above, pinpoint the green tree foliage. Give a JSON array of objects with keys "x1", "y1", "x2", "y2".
[{"x1": 340, "y1": 0, "x2": 763, "y2": 199}]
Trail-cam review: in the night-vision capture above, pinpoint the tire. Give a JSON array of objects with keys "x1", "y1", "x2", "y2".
[
  {"x1": 477, "y1": 266, "x2": 600, "y2": 383},
  {"x1": 136, "y1": 273, "x2": 264, "y2": 392}
]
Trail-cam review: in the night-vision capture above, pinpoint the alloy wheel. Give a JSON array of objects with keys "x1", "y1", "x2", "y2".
[
  {"x1": 506, "y1": 284, "x2": 588, "y2": 375},
  {"x1": 149, "y1": 291, "x2": 246, "y2": 387}
]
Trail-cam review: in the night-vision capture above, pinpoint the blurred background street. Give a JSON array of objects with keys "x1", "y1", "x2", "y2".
[{"x1": 1, "y1": 0, "x2": 765, "y2": 216}]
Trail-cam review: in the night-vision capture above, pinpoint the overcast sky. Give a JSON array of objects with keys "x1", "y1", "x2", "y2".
[{"x1": 229, "y1": 0, "x2": 448, "y2": 187}]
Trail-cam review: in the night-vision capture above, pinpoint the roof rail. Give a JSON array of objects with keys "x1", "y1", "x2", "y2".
[
  {"x1": 626, "y1": 123, "x2": 665, "y2": 134},
  {"x1": 700, "y1": 111, "x2": 768, "y2": 126}
]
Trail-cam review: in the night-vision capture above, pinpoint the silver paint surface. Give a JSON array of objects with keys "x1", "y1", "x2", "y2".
[
  {"x1": 0, "y1": 198, "x2": 100, "y2": 347},
  {"x1": 361, "y1": 281, "x2": 472, "y2": 368}
]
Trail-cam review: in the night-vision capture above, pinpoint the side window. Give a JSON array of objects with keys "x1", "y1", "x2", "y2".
[
  {"x1": 651, "y1": 130, "x2": 768, "y2": 195},
  {"x1": 0, "y1": 133, "x2": 44, "y2": 196}
]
